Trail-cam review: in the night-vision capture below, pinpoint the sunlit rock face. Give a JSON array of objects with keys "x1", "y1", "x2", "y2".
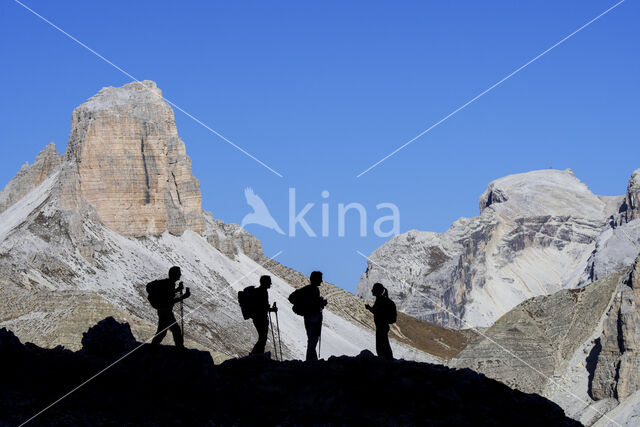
[
  {"x1": 59, "y1": 80, "x2": 204, "y2": 237},
  {"x1": 613, "y1": 169, "x2": 640, "y2": 227},
  {"x1": 592, "y1": 257, "x2": 640, "y2": 402},
  {"x1": 0, "y1": 142, "x2": 63, "y2": 215}
]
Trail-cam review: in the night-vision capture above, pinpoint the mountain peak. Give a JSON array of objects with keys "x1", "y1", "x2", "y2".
[
  {"x1": 59, "y1": 81, "x2": 204, "y2": 237},
  {"x1": 81, "y1": 80, "x2": 164, "y2": 115},
  {"x1": 478, "y1": 169, "x2": 611, "y2": 219},
  {"x1": 615, "y1": 168, "x2": 640, "y2": 225},
  {"x1": 0, "y1": 141, "x2": 63, "y2": 215}
]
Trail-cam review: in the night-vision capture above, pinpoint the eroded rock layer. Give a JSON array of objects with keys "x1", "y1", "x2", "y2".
[{"x1": 59, "y1": 80, "x2": 204, "y2": 237}]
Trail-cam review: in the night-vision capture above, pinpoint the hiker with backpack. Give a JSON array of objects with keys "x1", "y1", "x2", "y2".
[
  {"x1": 147, "y1": 266, "x2": 191, "y2": 349},
  {"x1": 365, "y1": 282, "x2": 396, "y2": 360},
  {"x1": 288, "y1": 271, "x2": 327, "y2": 361},
  {"x1": 238, "y1": 275, "x2": 279, "y2": 356}
]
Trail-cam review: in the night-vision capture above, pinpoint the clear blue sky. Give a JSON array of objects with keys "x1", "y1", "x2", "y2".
[{"x1": 1, "y1": 1, "x2": 638, "y2": 292}]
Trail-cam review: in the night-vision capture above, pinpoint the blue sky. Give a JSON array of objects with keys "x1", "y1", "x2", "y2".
[{"x1": 1, "y1": 1, "x2": 638, "y2": 292}]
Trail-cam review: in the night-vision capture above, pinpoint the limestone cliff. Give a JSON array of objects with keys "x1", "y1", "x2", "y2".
[
  {"x1": 613, "y1": 169, "x2": 640, "y2": 226},
  {"x1": 0, "y1": 142, "x2": 63, "y2": 214},
  {"x1": 59, "y1": 80, "x2": 204, "y2": 237},
  {"x1": 591, "y1": 257, "x2": 640, "y2": 401}
]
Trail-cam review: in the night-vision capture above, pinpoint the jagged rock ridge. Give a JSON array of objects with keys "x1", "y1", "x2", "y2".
[{"x1": 613, "y1": 169, "x2": 640, "y2": 226}]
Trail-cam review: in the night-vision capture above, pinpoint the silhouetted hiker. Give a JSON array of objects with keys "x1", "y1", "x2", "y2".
[
  {"x1": 238, "y1": 275, "x2": 278, "y2": 355},
  {"x1": 147, "y1": 266, "x2": 191, "y2": 348},
  {"x1": 289, "y1": 271, "x2": 327, "y2": 361},
  {"x1": 365, "y1": 282, "x2": 396, "y2": 360}
]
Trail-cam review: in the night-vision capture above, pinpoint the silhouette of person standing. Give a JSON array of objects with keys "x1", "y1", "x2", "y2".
[
  {"x1": 294, "y1": 271, "x2": 327, "y2": 361},
  {"x1": 250, "y1": 275, "x2": 278, "y2": 355},
  {"x1": 365, "y1": 282, "x2": 394, "y2": 360},
  {"x1": 150, "y1": 266, "x2": 191, "y2": 349}
]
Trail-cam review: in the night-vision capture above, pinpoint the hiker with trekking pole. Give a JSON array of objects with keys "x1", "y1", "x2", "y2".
[
  {"x1": 146, "y1": 266, "x2": 191, "y2": 349},
  {"x1": 288, "y1": 271, "x2": 327, "y2": 362},
  {"x1": 238, "y1": 275, "x2": 281, "y2": 359}
]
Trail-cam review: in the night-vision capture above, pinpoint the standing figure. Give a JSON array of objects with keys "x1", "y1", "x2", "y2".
[
  {"x1": 247, "y1": 275, "x2": 278, "y2": 355},
  {"x1": 365, "y1": 282, "x2": 396, "y2": 360},
  {"x1": 147, "y1": 266, "x2": 191, "y2": 348},
  {"x1": 289, "y1": 271, "x2": 328, "y2": 361}
]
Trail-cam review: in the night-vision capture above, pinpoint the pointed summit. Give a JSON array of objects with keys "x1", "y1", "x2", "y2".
[
  {"x1": 616, "y1": 168, "x2": 640, "y2": 225},
  {"x1": 0, "y1": 142, "x2": 63, "y2": 214}
]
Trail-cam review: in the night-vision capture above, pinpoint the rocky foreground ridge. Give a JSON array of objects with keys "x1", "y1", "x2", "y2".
[
  {"x1": 0, "y1": 318, "x2": 579, "y2": 426},
  {"x1": 358, "y1": 169, "x2": 640, "y2": 329},
  {"x1": 0, "y1": 81, "x2": 465, "y2": 363}
]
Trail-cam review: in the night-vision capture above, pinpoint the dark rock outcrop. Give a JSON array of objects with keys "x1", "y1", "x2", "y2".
[{"x1": 81, "y1": 316, "x2": 137, "y2": 357}]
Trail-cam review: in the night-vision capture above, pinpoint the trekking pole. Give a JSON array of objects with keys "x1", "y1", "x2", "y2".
[
  {"x1": 318, "y1": 314, "x2": 323, "y2": 360},
  {"x1": 318, "y1": 300, "x2": 326, "y2": 360},
  {"x1": 180, "y1": 286, "x2": 184, "y2": 339},
  {"x1": 274, "y1": 302, "x2": 283, "y2": 361},
  {"x1": 268, "y1": 311, "x2": 278, "y2": 361}
]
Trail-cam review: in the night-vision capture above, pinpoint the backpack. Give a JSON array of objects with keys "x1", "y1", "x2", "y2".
[
  {"x1": 238, "y1": 286, "x2": 259, "y2": 320},
  {"x1": 382, "y1": 298, "x2": 397, "y2": 324},
  {"x1": 288, "y1": 286, "x2": 315, "y2": 317},
  {"x1": 146, "y1": 279, "x2": 166, "y2": 310}
]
